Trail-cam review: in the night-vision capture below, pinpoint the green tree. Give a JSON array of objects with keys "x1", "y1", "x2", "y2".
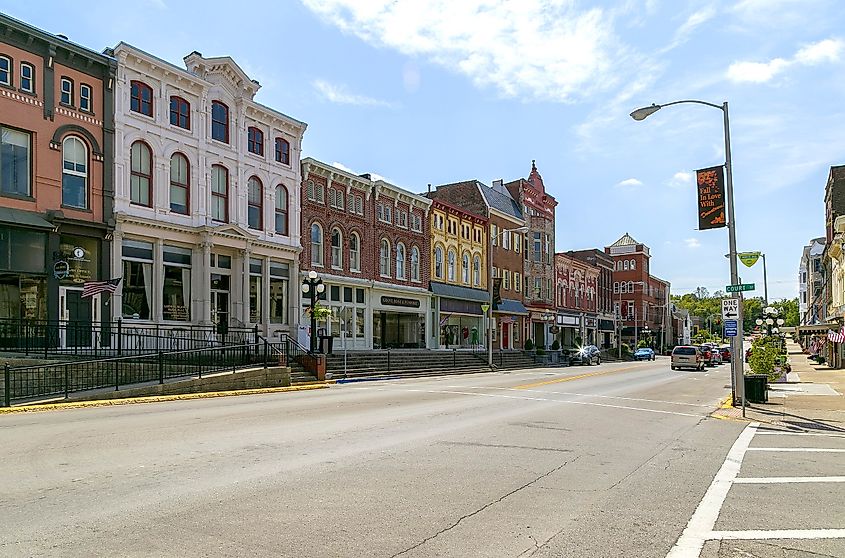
[{"x1": 770, "y1": 298, "x2": 799, "y2": 327}]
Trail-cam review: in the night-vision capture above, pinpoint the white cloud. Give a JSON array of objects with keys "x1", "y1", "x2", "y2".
[
  {"x1": 302, "y1": 0, "x2": 632, "y2": 103},
  {"x1": 684, "y1": 238, "x2": 701, "y2": 249},
  {"x1": 660, "y1": 6, "x2": 717, "y2": 53},
  {"x1": 669, "y1": 171, "x2": 694, "y2": 188},
  {"x1": 726, "y1": 37, "x2": 843, "y2": 83},
  {"x1": 795, "y1": 38, "x2": 844, "y2": 65},
  {"x1": 313, "y1": 79, "x2": 397, "y2": 108},
  {"x1": 617, "y1": 178, "x2": 643, "y2": 188}
]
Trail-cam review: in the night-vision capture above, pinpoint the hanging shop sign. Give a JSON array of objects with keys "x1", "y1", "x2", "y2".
[{"x1": 53, "y1": 260, "x2": 69, "y2": 280}]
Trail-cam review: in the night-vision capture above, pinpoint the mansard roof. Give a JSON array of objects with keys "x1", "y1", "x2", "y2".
[{"x1": 610, "y1": 233, "x2": 639, "y2": 247}]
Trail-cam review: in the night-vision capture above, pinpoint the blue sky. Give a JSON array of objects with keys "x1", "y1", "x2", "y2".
[{"x1": 3, "y1": 0, "x2": 842, "y2": 301}]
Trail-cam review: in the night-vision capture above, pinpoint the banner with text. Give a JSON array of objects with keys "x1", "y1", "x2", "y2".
[{"x1": 696, "y1": 165, "x2": 726, "y2": 230}]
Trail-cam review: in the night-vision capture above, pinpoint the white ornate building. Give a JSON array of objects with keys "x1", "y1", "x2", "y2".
[{"x1": 110, "y1": 43, "x2": 306, "y2": 338}]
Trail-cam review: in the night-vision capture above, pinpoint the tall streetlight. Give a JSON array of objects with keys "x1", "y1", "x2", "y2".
[
  {"x1": 301, "y1": 270, "x2": 325, "y2": 354},
  {"x1": 487, "y1": 225, "x2": 529, "y2": 367},
  {"x1": 631, "y1": 99, "x2": 744, "y2": 406}
]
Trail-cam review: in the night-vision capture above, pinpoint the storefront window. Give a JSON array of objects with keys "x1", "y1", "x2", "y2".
[
  {"x1": 249, "y1": 258, "x2": 262, "y2": 323},
  {"x1": 0, "y1": 228, "x2": 45, "y2": 273},
  {"x1": 59, "y1": 235, "x2": 99, "y2": 286},
  {"x1": 162, "y1": 245, "x2": 191, "y2": 321},
  {"x1": 0, "y1": 274, "x2": 46, "y2": 319},
  {"x1": 269, "y1": 261, "x2": 289, "y2": 324},
  {"x1": 122, "y1": 239, "x2": 153, "y2": 319}
]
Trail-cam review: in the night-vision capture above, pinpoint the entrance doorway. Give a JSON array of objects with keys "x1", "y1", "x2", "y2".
[
  {"x1": 211, "y1": 290, "x2": 229, "y2": 334},
  {"x1": 60, "y1": 287, "x2": 95, "y2": 348},
  {"x1": 533, "y1": 322, "x2": 545, "y2": 348},
  {"x1": 501, "y1": 321, "x2": 510, "y2": 349}
]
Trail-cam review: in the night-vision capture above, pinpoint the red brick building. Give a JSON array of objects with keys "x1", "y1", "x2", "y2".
[
  {"x1": 606, "y1": 233, "x2": 671, "y2": 350},
  {"x1": 567, "y1": 248, "x2": 616, "y2": 349},
  {"x1": 506, "y1": 161, "x2": 558, "y2": 348},
  {"x1": 0, "y1": 14, "x2": 117, "y2": 334},
  {"x1": 554, "y1": 252, "x2": 598, "y2": 348},
  {"x1": 300, "y1": 158, "x2": 431, "y2": 349}
]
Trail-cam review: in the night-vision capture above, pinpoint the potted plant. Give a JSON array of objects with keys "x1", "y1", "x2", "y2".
[
  {"x1": 524, "y1": 338, "x2": 535, "y2": 354},
  {"x1": 534, "y1": 347, "x2": 550, "y2": 365},
  {"x1": 549, "y1": 339, "x2": 561, "y2": 364}
]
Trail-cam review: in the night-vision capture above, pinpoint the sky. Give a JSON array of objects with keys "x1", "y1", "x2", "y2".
[{"x1": 3, "y1": 0, "x2": 842, "y2": 301}]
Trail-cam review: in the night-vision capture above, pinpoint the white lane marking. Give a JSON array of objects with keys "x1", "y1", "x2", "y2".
[
  {"x1": 436, "y1": 385, "x2": 715, "y2": 408},
  {"x1": 734, "y1": 476, "x2": 845, "y2": 484},
  {"x1": 709, "y1": 529, "x2": 845, "y2": 540},
  {"x1": 756, "y1": 431, "x2": 845, "y2": 438},
  {"x1": 666, "y1": 422, "x2": 759, "y2": 558},
  {"x1": 747, "y1": 448, "x2": 845, "y2": 453},
  {"x1": 353, "y1": 387, "x2": 702, "y2": 418}
]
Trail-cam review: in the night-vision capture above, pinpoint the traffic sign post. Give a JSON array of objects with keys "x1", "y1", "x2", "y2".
[
  {"x1": 721, "y1": 298, "x2": 739, "y2": 320},
  {"x1": 726, "y1": 283, "x2": 755, "y2": 293},
  {"x1": 724, "y1": 319, "x2": 738, "y2": 337}
]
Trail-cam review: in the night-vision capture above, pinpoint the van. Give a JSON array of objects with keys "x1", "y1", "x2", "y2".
[{"x1": 671, "y1": 345, "x2": 703, "y2": 370}]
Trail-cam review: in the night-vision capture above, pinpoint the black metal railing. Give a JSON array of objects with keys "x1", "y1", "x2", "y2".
[
  {"x1": 2, "y1": 340, "x2": 275, "y2": 406},
  {"x1": 0, "y1": 318, "x2": 259, "y2": 359},
  {"x1": 261, "y1": 335, "x2": 317, "y2": 375}
]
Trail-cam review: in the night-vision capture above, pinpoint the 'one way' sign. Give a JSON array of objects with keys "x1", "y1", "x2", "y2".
[{"x1": 721, "y1": 298, "x2": 739, "y2": 320}]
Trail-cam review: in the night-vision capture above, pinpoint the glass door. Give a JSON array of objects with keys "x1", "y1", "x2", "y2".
[
  {"x1": 211, "y1": 291, "x2": 229, "y2": 335},
  {"x1": 60, "y1": 287, "x2": 93, "y2": 348}
]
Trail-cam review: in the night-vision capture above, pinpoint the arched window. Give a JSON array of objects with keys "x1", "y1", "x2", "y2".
[
  {"x1": 331, "y1": 228, "x2": 342, "y2": 269},
  {"x1": 630, "y1": 259, "x2": 636, "y2": 270},
  {"x1": 169, "y1": 96, "x2": 190, "y2": 129},
  {"x1": 396, "y1": 243, "x2": 406, "y2": 279},
  {"x1": 0, "y1": 56, "x2": 10, "y2": 87},
  {"x1": 169, "y1": 152, "x2": 189, "y2": 214},
  {"x1": 411, "y1": 246, "x2": 420, "y2": 281},
  {"x1": 20, "y1": 62, "x2": 34, "y2": 94},
  {"x1": 275, "y1": 137, "x2": 290, "y2": 165},
  {"x1": 473, "y1": 255, "x2": 481, "y2": 286},
  {"x1": 130, "y1": 80, "x2": 153, "y2": 116},
  {"x1": 349, "y1": 232, "x2": 361, "y2": 272},
  {"x1": 211, "y1": 165, "x2": 229, "y2": 222},
  {"x1": 247, "y1": 176, "x2": 263, "y2": 229},
  {"x1": 211, "y1": 100, "x2": 229, "y2": 143},
  {"x1": 130, "y1": 141, "x2": 152, "y2": 207},
  {"x1": 627, "y1": 281, "x2": 633, "y2": 292},
  {"x1": 623, "y1": 260, "x2": 629, "y2": 270},
  {"x1": 310, "y1": 223, "x2": 324, "y2": 266},
  {"x1": 447, "y1": 249, "x2": 456, "y2": 282},
  {"x1": 61, "y1": 136, "x2": 87, "y2": 209},
  {"x1": 434, "y1": 246, "x2": 444, "y2": 279},
  {"x1": 274, "y1": 185, "x2": 288, "y2": 235},
  {"x1": 380, "y1": 239, "x2": 391, "y2": 277},
  {"x1": 248, "y1": 126, "x2": 264, "y2": 156},
  {"x1": 462, "y1": 252, "x2": 470, "y2": 284}
]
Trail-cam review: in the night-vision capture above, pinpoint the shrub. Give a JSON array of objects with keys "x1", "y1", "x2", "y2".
[
  {"x1": 574, "y1": 336, "x2": 583, "y2": 346},
  {"x1": 637, "y1": 340, "x2": 649, "y2": 349},
  {"x1": 551, "y1": 340, "x2": 561, "y2": 351},
  {"x1": 524, "y1": 338, "x2": 534, "y2": 351},
  {"x1": 749, "y1": 336, "x2": 785, "y2": 381},
  {"x1": 535, "y1": 348, "x2": 546, "y2": 356}
]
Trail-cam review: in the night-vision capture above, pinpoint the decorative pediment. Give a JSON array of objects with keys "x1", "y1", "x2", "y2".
[
  {"x1": 184, "y1": 51, "x2": 260, "y2": 101},
  {"x1": 205, "y1": 223, "x2": 257, "y2": 240}
]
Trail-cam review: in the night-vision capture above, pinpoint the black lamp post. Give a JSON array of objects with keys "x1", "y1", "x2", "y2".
[{"x1": 301, "y1": 270, "x2": 325, "y2": 354}]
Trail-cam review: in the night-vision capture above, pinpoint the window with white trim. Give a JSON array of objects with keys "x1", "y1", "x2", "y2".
[
  {"x1": 311, "y1": 223, "x2": 324, "y2": 266},
  {"x1": 20, "y1": 62, "x2": 34, "y2": 94},
  {"x1": 396, "y1": 242, "x2": 406, "y2": 279},
  {"x1": 380, "y1": 239, "x2": 391, "y2": 277},
  {"x1": 331, "y1": 228, "x2": 342, "y2": 269},
  {"x1": 411, "y1": 246, "x2": 420, "y2": 281},
  {"x1": 0, "y1": 56, "x2": 10, "y2": 86},
  {"x1": 60, "y1": 77, "x2": 73, "y2": 106},
  {"x1": 79, "y1": 84, "x2": 92, "y2": 112},
  {"x1": 349, "y1": 232, "x2": 361, "y2": 272}
]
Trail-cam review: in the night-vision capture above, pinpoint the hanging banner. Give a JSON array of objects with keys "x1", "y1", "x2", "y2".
[
  {"x1": 696, "y1": 165, "x2": 726, "y2": 230},
  {"x1": 738, "y1": 251, "x2": 761, "y2": 267}
]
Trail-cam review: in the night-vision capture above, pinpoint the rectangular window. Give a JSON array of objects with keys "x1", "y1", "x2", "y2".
[
  {"x1": 533, "y1": 232, "x2": 542, "y2": 262},
  {"x1": 356, "y1": 288, "x2": 365, "y2": 304},
  {"x1": 274, "y1": 138, "x2": 290, "y2": 165},
  {"x1": 355, "y1": 195, "x2": 363, "y2": 215},
  {"x1": 504, "y1": 270, "x2": 510, "y2": 290},
  {"x1": 534, "y1": 277, "x2": 542, "y2": 299},
  {"x1": 79, "y1": 84, "x2": 92, "y2": 112},
  {"x1": 20, "y1": 63, "x2": 34, "y2": 94},
  {"x1": 248, "y1": 127, "x2": 264, "y2": 156},
  {"x1": 503, "y1": 230, "x2": 510, "y2": 250},
  {"x1": 0, "y1": 127, "x2": 31, "y2": 197},
  {"x1": 515, "y1": 272, "x2": 521, "y2": 292},
  {"x1": 211, "y1": 166, "x2": 228, "y2": 222},
  {"x1": 269, "y1": 261, "x2": 289, "y2": 324},
  {"x1": 169, "y1": 96, "x2": 190, "y2": 129},
  {"x1": 60, "y1": 77, "x2": 73, "y2": 106},
  {"x1": 121, "y1": 240, "x2": 154, "y2": 320},
  {"x1": 0, "y1": 56, "x2": 9, "y2": 86}
]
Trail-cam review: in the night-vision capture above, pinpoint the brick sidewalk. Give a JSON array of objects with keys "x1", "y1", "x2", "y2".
[{"x1": 713, "y1": 340, "x2": 845, "y2": 432}]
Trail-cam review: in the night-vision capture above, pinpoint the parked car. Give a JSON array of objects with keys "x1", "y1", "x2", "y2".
[
  {"x1": 634, "y1": 347, "x2": 656, "y2": 361},
  {"x1": 710, "y1": 350, "x2": 723, "y2": 365},
  {"x1": 719, "y1": 346, "x2": 731, "y2": 362},
  {"x1": 699, "y1": 345, "x2": 717, "y2": 367},
  {"x1": 570, "y1": 345, "x2": 601, "y2": 366},
  {"x1": 671, "y1": 345, "x2": 704, "y2": 370}
]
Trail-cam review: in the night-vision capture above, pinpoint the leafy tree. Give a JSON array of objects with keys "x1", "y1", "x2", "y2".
[{"x1": 770, "y1": 298, "x2": 799, "y2": 327}]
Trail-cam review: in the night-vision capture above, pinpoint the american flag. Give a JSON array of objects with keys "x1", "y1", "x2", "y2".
[
  {"x1": 82, "y1": 278, "x2": 122, "y2": 298},
  {"x1": 827, "y1": 326, "x2": 845, "y2": 343}
]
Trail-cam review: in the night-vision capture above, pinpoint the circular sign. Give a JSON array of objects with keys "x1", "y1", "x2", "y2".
[
  {"x1": 72, "y1": 247, "x2": 85, "y2": 259},
  {"x1": 53, "y1": 260, "x2": 70, "y2": 279}
]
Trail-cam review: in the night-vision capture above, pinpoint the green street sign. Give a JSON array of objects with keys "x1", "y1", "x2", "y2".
[{"x1": 726, "y1": 283, "x2": 755, "y2": 293}]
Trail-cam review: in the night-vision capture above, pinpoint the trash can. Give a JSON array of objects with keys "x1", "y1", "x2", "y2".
[
  {"x1": 744, "y1": 374, "x2": 768, "y2": 403},
  {"x1": 318, "y1": 335, "x2": 334, "y2": 355}
]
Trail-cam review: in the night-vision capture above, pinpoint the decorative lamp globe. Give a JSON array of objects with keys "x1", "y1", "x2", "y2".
[
  {"x1": 308, "y1": 270, "x2": 318, "y2": 280},
  {"x1": 301, "y1": 283, "x2": 309, "y2": 293},
  {"x1": 777, "y1": 318, "x2": 785, "y2": 326},
  {"x1": 316, "y1": 283, "x2": 326, "y2": 293},
  {"x1": 765, "y1": 318, "x2": 774, "y2": 325},
  {"x1": 755, "y1": 319, "x2": 763, "y2": 326}
]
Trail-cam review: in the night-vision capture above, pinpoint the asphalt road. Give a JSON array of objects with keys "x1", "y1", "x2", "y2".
[{"x1": 0, "y1": 359, "x2": 766, "y2": 557}]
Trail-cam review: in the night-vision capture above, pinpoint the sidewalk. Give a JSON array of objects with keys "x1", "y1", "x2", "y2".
[{"x1": 714, "y1": 340, "x2": 845, "y2": 432}]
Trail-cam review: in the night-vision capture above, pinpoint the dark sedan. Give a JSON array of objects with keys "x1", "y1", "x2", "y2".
[{"x1": 570, "y1": 345, "x2": 601, "y2": 366}]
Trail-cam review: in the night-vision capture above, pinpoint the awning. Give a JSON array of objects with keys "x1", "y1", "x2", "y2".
[
  {"x1": 494, "y1": 299, "x2": 528, "y2": 315},
  {"x1": 797, "y1": 323, "x2": 839, "y2": 334},
  {"x1": 0, "y1": 207, "x2": 54, "y2": 230},
  {"x1": 429, "y1": 281, "x2": 489, "y2": 303}
]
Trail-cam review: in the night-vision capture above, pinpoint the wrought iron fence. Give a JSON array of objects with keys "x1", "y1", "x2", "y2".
[{"x1": 0, "y1": 318, "x2": 259, "y2": 359}]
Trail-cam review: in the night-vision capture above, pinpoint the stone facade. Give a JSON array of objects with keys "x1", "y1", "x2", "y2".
[
  {"x1": 506, "y1": 161, "x2": 557, "y2": 348},
  {"x1": 300, "y1": 158, "x2": 432, "y2": 349},
  {"x1": 0, "y1": 14, "x2": 117, "y2": 336},
  {"x1": 110, "y1": 44, "x2": 306, "y2": 339}
]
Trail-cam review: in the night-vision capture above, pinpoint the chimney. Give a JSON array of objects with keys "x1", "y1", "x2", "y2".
[
  {"x1": 427, "y1": 183, "x2": 431, "y2": 195},
  {"x1": 492, "y1": 179, "x2": 506, "y2": 194}
]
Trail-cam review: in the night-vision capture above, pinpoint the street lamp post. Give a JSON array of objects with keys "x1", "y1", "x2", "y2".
[
  {"x1": 488, "y1": 226, "x2": 528, "y2": 368},
  {"x1": 631, "y1": 99, "x2": 744, "y2": 406},
  {"x1": 301, "y1": 270, "x2": 325, "y2": 354}
]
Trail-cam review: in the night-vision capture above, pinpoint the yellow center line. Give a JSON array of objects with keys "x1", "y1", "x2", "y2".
[{"x1": 514, "y1": 363, "x2": 649, "y2": 390}]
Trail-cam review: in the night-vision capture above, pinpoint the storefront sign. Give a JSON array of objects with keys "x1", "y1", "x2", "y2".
[
  {"x1": 381, "y1": 296, "x2": 420, "y2": 308},
  {"x1": 53, "y1": 260, "x2": 69, "y2": 279},
  {"x1": 57, "y1": 235, "x2": 98, "y2": 285},
  {"x1": 585, "y1": 318, "x2": 598, "y2": 328},
  {"x1": 598, "y1": 319, "x2": 614, "y2": 331},
  {"x1": 556, "y1": 315, "x2": 579, "y2": 326}
]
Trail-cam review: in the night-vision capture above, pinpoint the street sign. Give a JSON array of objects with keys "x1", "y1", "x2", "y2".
[
  {"x1": 721, "y1": 298, "x2": 739, "y2": 320},
  {"x1": 724, "y1": 319, "x2": 738, "y2": 337},
  {"x1": 726, "y1": 283, "x2": 755, "y2": 293}
]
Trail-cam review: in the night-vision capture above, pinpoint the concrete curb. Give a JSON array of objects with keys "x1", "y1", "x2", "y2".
[{"x1": 0, "y1": 383, "x2": 330, "y2": 415}]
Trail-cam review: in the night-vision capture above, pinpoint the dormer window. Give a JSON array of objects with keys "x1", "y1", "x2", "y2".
[{"x1": 247, "y1": 126, "x2": 264, "y2": 156}]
